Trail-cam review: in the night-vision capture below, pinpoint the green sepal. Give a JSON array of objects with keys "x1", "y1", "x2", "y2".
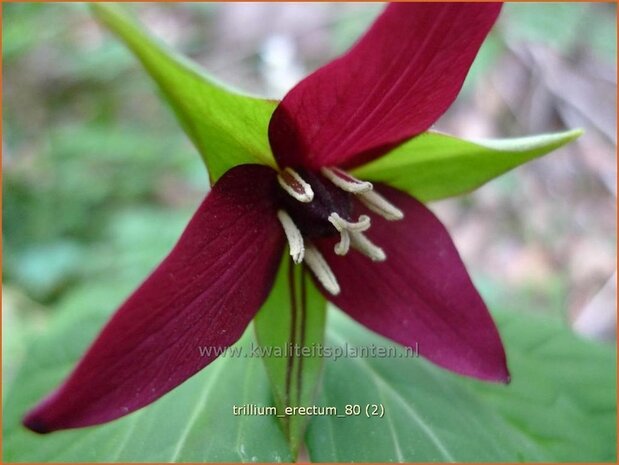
[
  {"x1": 90, "y1": 3, "x2": 277, "y2": 183},
  {"x1": 254, "y1": 254, "x2": 328, "y2": 459},
  {"x1": 353, "y1": 129, "x2": 583, "y2": 202}
]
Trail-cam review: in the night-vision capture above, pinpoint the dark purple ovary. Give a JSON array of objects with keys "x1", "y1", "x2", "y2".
[{"x1": 277, "y1": 169, "x2": 353, "y2": 239}]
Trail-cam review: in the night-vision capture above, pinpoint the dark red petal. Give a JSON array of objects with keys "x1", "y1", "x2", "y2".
[
  {"x1": 24, "y1": 165, "x2": 284, "y2": 433},
  {"x1": 269, "y1": 3, "x2": 502, "y2": 170},
  {"x1": 316, "y1": 185, "x2": 509, "y2": 382}
]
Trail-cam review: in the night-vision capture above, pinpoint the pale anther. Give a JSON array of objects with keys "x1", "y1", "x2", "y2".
[
  {"x1": 321, "y1": 167, "x2": 373, "y2": 193},
  {"x1": 277, "y1": 210, "x2": 305, "y2": 263},
  {"x1": 277, "y1": 168, "x2": 314, "y2": 203},
  {"x1": 304, "y1": 244, "x2": 341, "y2": 295},
  {"x1": 334, "y1": 229, "x2": 351, "y2": 256},
  {"x1": 328, "y1": 213, "x2": 371, "y2": 233},
  {"x1": 357, "y1": 190, "x2": 404, "y2": 221},
  {"x1": 350, "y1": 231, "x2": 386, "y2": 262}
]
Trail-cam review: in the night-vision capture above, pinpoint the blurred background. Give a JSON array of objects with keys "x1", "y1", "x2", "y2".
[{"x1": 2, "y1": 3, "x2": 616, "y2": 391}]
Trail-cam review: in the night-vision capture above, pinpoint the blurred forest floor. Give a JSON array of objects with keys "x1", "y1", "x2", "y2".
[{"x1": 2, "y1": 3, "x2": 617, "y2": 385}]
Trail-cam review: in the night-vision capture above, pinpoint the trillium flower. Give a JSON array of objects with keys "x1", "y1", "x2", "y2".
[{"x1": 24, "y1": 2, "x2": 580, "y2": 434}]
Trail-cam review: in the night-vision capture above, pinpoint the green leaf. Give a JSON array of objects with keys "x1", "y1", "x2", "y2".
[
  {"x1": 305, "y1": 308, "x2": 616, "y2": 462},
  {"x1": 353, "y1": 129, "x2": 582, "y2": 202},
  {"x1": 254, "y1": 255, "x2": 327, "y2": 459},
  {"x1": 90, "y1": 3, "x2": 277, "y2": 182},
  {"x1": 464, "y1": 311, "x2": 617, "y2": 462},
  {"x1": 3, "y1": 280, "x2": 292, "y2": 463}
]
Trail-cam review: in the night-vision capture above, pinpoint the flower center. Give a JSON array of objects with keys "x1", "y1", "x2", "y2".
[{"x1": 276, "y1": 166, "x2": 403, "y2": 295}]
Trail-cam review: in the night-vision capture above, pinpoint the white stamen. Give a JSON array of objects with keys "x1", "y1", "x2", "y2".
[
  {"x1": 277, "y1": 210, "x2": 305, "y2": 264},
  {"x1": 334, "y1": 230, "x2": 350, "y2": 256},
  {"x1": 357, "y1": 190, "x2": 404, "y2": 221},
  {"x1": 321, "y1": 167, "x2": 373, "y2": 193},
  {"x1": 277, "y1": 168, "x2": 314, "y2": 203},
  {"x1": 350, "y1": 231, "x2": 386, "y2": 262},
  {"x1": 304, "y1": 244, "x2": 340, "y2": 295},
  {"x1": 328, "y1": 213, "x2": 371, "y2": 233}
]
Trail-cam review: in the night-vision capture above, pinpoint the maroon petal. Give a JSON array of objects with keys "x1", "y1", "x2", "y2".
[
  {"x1": 269, "y1": 3, "x2": 501, "y2": 170},
  {"x1": 316, "y1": 185, "x2": 509, "y2": 382},
  {"x1": 24, "y1": 165, "x2": 284, "y2": 433}
]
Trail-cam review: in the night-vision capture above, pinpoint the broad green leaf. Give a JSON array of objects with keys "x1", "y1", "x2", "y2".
[
  {"x1": 90, "y1": 3, "x2": 277, "y2": 182},
  {"x1": 464, "y1": 311, "x2": 617, "y2": 462},
  {"x1": 306, "y1": 310, "x2": 549, "y2": 462},
  {"x1": 306, "y1": 308, "x2": 616, "y2": 462},
  {"x1": 254, "y1": 255, "x2": 327, "y2": 459},
  {"x1": 353, "y1": 129, "x2": 582, "y2": 202},
  {"x1": 3, "y1": 279, "x2": 292, "y2": 463}
]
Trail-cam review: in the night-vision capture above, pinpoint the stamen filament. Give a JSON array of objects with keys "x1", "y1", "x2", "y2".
[
  {"x1": 350, "y1": 231, "x2": 386, "y2": 262},
  {"x1": 328, "y1": 213, "x2": 371, "y2": 232},
  {"x1": 357, "y1": 190, "x2": 404, "y2": 221},
  {"x1": 321, "y1": 167, "x2": 373, "y2": 193},
  {"x1": 277, "y1": 210, "x2": 305, "y2": 264},
  {"x1": 277, "y1": 168, "x2": 314, "y2": 203},
  {"x1": 304, "y1": 244, "x2": 340, "y2": 295}
]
